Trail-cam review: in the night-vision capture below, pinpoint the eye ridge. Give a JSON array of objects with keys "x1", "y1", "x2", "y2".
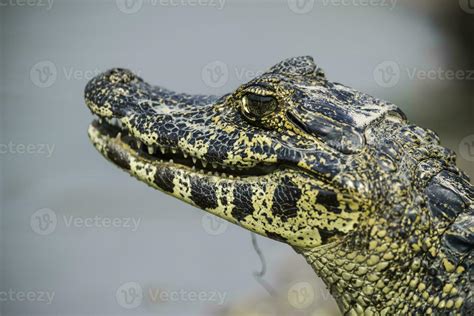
[{"x1": 241, "y1": 92, "x2": 278, "y2": 121}]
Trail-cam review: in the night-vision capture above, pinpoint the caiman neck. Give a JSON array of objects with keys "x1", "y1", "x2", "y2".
[{"x1": 293, "y1": 219, "x2": 469, "y2": 315}]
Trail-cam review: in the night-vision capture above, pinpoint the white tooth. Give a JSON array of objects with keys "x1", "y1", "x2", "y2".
[
  {"x1": 202, "y1": 161, "x2": 207, "y2": 168},
  {"x1": 192, "y1": 157, "x2": 197, "y2": 164},
  {"x1": 99, "y1": 118, "x2": 103, "y2": 124},
  {"x1": 136, "y1": 140, "x2": 142, "y2": 148},
  {"x1": 160, "y1": 147, "x2": 166, "y2": 154},
  {"x1": 171, "y1": 148, "x2": 177, "y2": 154},
  {"x1": 148, "y1": 146, "x2": 155, "y2": 155},
  {"x1": 207, "y1": 171, "x2": 212, "y2": 175},
  {"x1": 229, "y1": 175, "x2": 234, "y2": 179},
  {"x1": 192, "y1": 166, "x2": 195, "y2": 170},
  {"x1": 116, "y1": 132, "x2": 122, "y2": 139},
  {"x1": 169, "y1": 159, "x2": 174, "y2": 163},
  {"x1": 183, "y1": 152, "x2": 188, "y2": 158},
  {"x1": 212, "y1": 163, "x2": 218, "y2": 169}
]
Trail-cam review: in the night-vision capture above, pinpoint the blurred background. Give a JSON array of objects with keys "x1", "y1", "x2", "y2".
[{"x1": 1, "y1": 0, "x2": 473, "y2": 315}]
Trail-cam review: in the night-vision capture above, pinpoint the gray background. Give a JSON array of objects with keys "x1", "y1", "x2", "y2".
[{"x1": 1, "y1": 0, "x2": 473, "y2": 315}]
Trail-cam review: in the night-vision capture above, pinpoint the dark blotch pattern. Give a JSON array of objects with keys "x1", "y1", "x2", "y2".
[
  {"x1": 232, "y1": 183, "x2": 254, "y2": 222},
  {"x1": 107, "y1": 150, "x2": 130, "y2": 170},
  {"x1": 271, "y1": 177, "x2": 301, "y2": 220},
  {"x1": 190, "y1": 179, "x2": 218, "y2": 210},
  {"x1": 154, "y1": 169, "x2": 174, "y2": 193}
]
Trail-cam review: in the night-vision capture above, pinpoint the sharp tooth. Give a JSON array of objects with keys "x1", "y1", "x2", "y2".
[
  {"x1": 229, "y1": 175, "x2": 234, "y2": 179},
  {"x1": 207, "y1": 171, "x2": 212, "y2": 175},
  {"x1": 171, "y1": 148, "x2": 177, "y2": 154},
  {"x1": 116, "y1": 132, "x2": 122, "y2": 139},
  {"x1": 192, "y1": 157, "x2": 197, "y2": 164},
  {"x1": 169, "y1": 159, "x2": 174, "y2": 163},
  {"x1": 202, "y1": 161, "x2": 207, "y2": 168},
  {"x1": 99, "y1": 118, "x2": 103, "y2": 124},
  {"x1": 136, "y1": 140, "x2": 142, "y2": 148},
  {"x1": 192, "y1": 166, "x2": 195, "y2": 170},
  {"x1": 183, "y1": 152, "x2": 188, "y2": 158},
  {"x1": 212, "y1": 163, "x2": 218, "y2": 169},
  {"x1": 160, "y1": 147, "x2": 166, "y2": 154},
  {"x1": 148, "y1": 146, "x2": 155, "y2": 155}
]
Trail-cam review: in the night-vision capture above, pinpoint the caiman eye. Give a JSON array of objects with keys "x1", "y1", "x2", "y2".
[{"x1": 240, "y1": 93, "x2": 278, "y2": 121}]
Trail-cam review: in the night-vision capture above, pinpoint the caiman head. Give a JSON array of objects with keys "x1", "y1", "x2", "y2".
[{"x1": 85, "y1": 56, "x2": 472, "y2": 314}]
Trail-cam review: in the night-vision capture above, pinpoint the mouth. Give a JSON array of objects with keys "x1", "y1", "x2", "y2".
[{"x1": 89, "y1": 117, "x2": 279, "y2": 179}]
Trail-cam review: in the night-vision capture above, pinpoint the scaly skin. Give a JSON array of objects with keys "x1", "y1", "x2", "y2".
[{"x1": 84, "y1": 56, "x2": 473, "y2": 315}]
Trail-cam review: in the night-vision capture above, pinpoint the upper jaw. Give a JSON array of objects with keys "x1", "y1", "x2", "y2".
[{"x1": 89, "y1": 115, "x2": 280, "y2": 179}]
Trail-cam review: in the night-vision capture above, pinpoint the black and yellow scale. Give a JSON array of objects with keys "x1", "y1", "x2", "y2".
[{"x1": 84, "y1": 56, "x2": 473, "y2": 315}]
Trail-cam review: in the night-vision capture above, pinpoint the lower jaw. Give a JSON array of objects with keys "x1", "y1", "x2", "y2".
[{"x1": 87, "y1": 122, "x2": 340, "y2": 249}]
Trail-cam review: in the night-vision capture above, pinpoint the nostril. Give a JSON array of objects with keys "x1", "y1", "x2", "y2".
[{"x1": 106, "y1": 68, "x2": 140, "y2": 84}]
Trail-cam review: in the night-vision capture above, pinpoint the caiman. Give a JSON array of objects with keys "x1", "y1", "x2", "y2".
[{"x1": 84, "y1": 56, "x2": 473, "y2": 315}]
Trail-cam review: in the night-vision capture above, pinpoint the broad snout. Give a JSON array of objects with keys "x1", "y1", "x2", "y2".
[{"x1": 84, "y1": 68, "x2": 144, "y2": 118}]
